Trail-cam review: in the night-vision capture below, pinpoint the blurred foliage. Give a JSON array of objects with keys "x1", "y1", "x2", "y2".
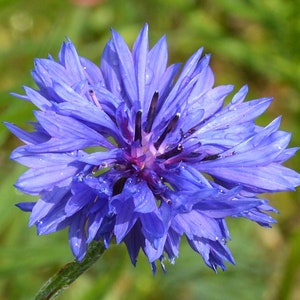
[{"x1": 0, "y1": 0, "x2": 300, "y2": 299}]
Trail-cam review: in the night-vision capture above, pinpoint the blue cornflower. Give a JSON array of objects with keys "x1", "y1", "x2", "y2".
[{"x1": 5, "y1": 24, "x2": 300, "y2": 272}]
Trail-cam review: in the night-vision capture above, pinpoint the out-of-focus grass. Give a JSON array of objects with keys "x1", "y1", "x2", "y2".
[{"x1": 1, "y1": 0, "x2": 299, "y2": 299}]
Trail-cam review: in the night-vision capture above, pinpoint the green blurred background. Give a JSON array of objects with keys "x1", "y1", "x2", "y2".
[{"x1": 1, "y1": 0, "x2": 300, "y2": 299}]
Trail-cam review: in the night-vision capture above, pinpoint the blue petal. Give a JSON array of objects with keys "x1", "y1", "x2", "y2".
[
  {"x1": 197, "y1": 96, "x2": 272, "y2": 133},
  {"x1": 11, "y1": 149, "x2": 81, "y2": 168},
  {"x1": 4, "y1": 122, "x2": 49, "y2": 145},
  {"x1": 111, "y1": 28, "x2": 138, "y2": 108},
  {"x1": 15, "y1": 162, "x2": 80, "y2": 195},
  {"x1": 156, "y1": 63, "x2": 181, "y2": 101},
  {"x1": 58, "y1": 38, "x2": 86, "y2": 82},
  {"x1": 231, "y1": 84, "x2": 248, "y2": 104},
  {"x1": 35, "y1": 197, "x2": 69, "y2": 235},
  {"x1": 188, "y1": 84, "x2": 234, "y2": 126},
  {"x1": 65, "y1": 182, "x2": 95, "y2": 216},
  {"x1": 144, "y1": 34, "x2": 168, "y2": 109},
  {"x1": 173, "y1": 211, "x2": 222, "y2": 240},
  {"x1": 26, "y1": 111, "x2": 114, "y2": 151},
  {"x1": 187, "y1": 55, "x2": 214, "y2": 104},
  {"x1": 16, "y1": 202, "x2": 35, "y2": 212},
  {"x1": 195, "y1": 198, "x2": 265, "y2": 218},
  {"x1": 50, "y1": 80, "x2": 88, "y2": 104},
  {"x1": 164, "y1": 228, "x2": 181, "y2": 260},
  {"x1": 156, "y1": 48, "x2": 204, "y2": 121},
  {"x1": 52, "y1": 101, "x2": 120, "y2": 138},
  {"x1": 123, "y1": 222, "x2": 144, "y2": 266},
  {"x1": 197, "y1": 122, "x2": 256, "y2": 149},
  {"x1": 23, "y1": 86, "x2": 52, "y2": 110},
  {"x1": 87, "y1": 203, "x2": 109, "y2": 243},
  {"x1": 143, "y1": 235, "x2": 166, "y2": 262},
  {"x1": 68, "y1": 213, "x2": 88, "y2": 261},
  {"x1": 100, "y1": 40, "x2": 123, "y2": 100},
  {"x1": 203, "y1": 163, "x2": 300, "y2": 193},
  {"x1": 115, "y1": 103, "x2": 134, "y2": 143},
  {"x1": 78, "y1": 149, "x2": 121, "y2": 165},
  {"x1": 188, "y1": 237, "x2": 235, "y2": 271},
  {"x1": 92, "y1": 86, "x2": 122, "y2": 115},
  {"x1": 33, "y1": 58, "x2": 73, "y2": 87},
  {"x1": 133, "y1": 181, "x2": 157, "y2": 213},
  {"x1": 79, "y1": 56, "x2": 104, "y2": 86},
  {"x1": 132, "y1": 24, "x2": 149, "y2": 107},
  {"x1": 275, "y1": 147, "x2": 299, "y2": 163},
  {"x1": 140, "y1": 212, "x2": 165, "y2": 240},
  {"x1": 113, "y1": 197, "x2": 137, "y2": 243},
  {"x1": 29, "y1": 187, "x2": 69, "y2": 226}
]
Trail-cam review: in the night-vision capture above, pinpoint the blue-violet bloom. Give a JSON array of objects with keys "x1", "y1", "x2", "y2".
[{"x1": 5, "y1": 24, "x2": 300, "y2": 272}]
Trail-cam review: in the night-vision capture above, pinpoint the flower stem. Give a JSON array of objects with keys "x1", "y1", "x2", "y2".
[{"x1": 35, "y1": 240, "x2": 105, "y2": 300}]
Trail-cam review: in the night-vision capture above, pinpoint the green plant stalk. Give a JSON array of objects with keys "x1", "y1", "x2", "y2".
[{"x1": 35, "y1": 240, "x2": 105, "y2": 300}]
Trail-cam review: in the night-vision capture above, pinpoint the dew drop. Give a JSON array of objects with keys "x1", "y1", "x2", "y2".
[
  {"x1": 75, "y1": 173, "x2": 84, "y2": 182},
  {"x1": 145, "y1": 69, "x2": 153, "y2": 85},
  {"x1": 111, "y1": 58, "x2": 119, "y2": 66},
  {"x1": 86, "y1": 174, "x2": 94, "y2": 179},
  {"x1": 228, "y1": 105, "x2": 237, "y2": 111}
]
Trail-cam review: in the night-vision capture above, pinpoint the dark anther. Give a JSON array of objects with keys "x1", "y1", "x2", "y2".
[
  {"x1": 202, "y1": 154, "x2": 220, "y2": 161},
  {"x1": 114, "y1": 163, "x2": 128, "y2": 171},
  {"x1": 187, "y1": 128, "x2": 196, "y2": 135},
  {"x1": 165, "y1": 198, "x2": 172, "y2": 204},
  {"x1": 154, "y1": 113, "x2": 180, "y2": 149},
  {"x1": 161, "y1": 195, "x2": 172, "y2": 205},
  {"x1": 145, "y1": 91, "x2": 159, "y2": 133},
  {"x1": 157, "y1": 144, "x2": 183, "y2": 159},
  {"x1": 134, "y1": 110, "x2": 142, "y2": 143},
  {"x1": 112, "y1": 177, "x2": 127, "y2": 196}
]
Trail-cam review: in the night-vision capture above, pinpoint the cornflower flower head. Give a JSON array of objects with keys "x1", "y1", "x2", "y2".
[{"x1": 5, "y1": 24, "x2": 300, "y2": 272}]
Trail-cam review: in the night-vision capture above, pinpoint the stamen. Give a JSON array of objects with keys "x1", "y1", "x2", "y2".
[
  {"x1": 134, "y1": 110, "x2": 142, "y2": 143},
  {"x1": 89, "y1": 89, "x2": 102, "y2": 108},
  {"x1": 112, "y1": 177, "x2": 127, "y2": 196},
  {"x1": 157, "y1": 144, "x2": 183, "y2": 159},
  {"x1": 145, "y1": 91, "x2": 159, "y2": 133},
  {"x1": 161, "y1": 195, "x2": 172, "y2": 204},
  {"x1": 154, "y1": 113, "x2": 180, "y2": 149},
  {"x1": 202, "y1": 154, "x2": 220, "y2": 161}
]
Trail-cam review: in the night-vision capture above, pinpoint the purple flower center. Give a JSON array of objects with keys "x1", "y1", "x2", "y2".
[{"x1": 117, "y1": 92, "x2": 183, "y2": 195}]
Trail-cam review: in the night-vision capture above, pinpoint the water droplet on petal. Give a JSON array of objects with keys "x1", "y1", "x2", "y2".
[
  {"x1": 74, "y1": 173, "x2": 84, "y2": 182},
  {"x1": 228, "y1": 105, "x2": 237, "y2": 111},
  {"x1": 111, "y1": 58, "x2": 119, "y2": 66},
  {"x1": 146, "y1": 69, "x2": 153, "y2": 85}
]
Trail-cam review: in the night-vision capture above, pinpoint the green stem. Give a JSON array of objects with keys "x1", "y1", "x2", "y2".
[{"x1": 35, "y1": 240, "x2": 105, "y2": 300}]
